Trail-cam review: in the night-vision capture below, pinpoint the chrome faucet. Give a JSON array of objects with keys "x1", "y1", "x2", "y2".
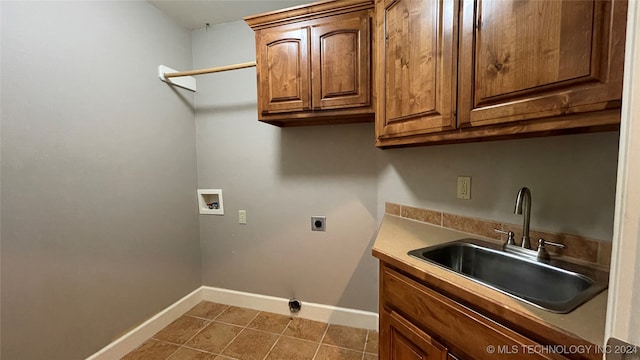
[{"x1": 514, "y1": 187, "x2": 532, "y2": 249}]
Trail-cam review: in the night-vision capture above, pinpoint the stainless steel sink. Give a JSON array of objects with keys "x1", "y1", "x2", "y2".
[{"x1": 408, "y1": 239, "x2": 609, "y2": 313}]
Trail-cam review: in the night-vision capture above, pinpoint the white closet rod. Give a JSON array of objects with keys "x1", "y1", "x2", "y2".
[
  {"x1": 163, "y1": 61, "x2": 256, "y2": 78},
  {"x1": 158, "y1": 61, "x2": 257, "y2": 92}
]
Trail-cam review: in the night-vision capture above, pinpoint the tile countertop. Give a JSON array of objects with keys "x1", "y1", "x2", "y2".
[{"x1": 372, "y1": 214, "x2": 608, "y2": 347}]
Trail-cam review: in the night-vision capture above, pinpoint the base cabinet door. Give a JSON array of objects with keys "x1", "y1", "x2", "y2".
[
  {"x1": 379, "y1": 265, "x2": 577, "y2": 360},
  {"x1": 381, "y1": 309, "x2": 449, "y2": 360}
]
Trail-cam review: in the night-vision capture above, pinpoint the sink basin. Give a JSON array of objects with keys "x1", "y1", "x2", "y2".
[{"x1": 408, "y1": 239, "x2": 609, "y2": 313}]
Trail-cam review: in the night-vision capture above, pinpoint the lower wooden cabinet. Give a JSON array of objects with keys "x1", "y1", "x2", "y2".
[
  {"x1": 378, "y1": 263, "x2": 600, "y2": 360},
  {"x1": 381, "y1": 309, "x2": 448, "y2": 360}
]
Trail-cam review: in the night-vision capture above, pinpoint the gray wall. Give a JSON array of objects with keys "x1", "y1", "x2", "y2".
[
  {"x1": 194, "y1": 20, "x2": 620, "y2": 314},
  {"x1": 0, "y1": 4, "x2": 621, "y2": 358},
  {"x1": 378, "y1": 132, "x2": 620, "y2": 241},
  {"x1": 0, "y1": 2, "x2": 200, "y2": 359},
  {"x1": 193, "y1": 21, "x2": 380, "y2": 312}
]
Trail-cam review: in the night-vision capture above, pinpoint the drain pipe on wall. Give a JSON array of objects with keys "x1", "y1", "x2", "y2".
[{"x1": 289, "y1": 299, "x2": 302, "y2": 313}]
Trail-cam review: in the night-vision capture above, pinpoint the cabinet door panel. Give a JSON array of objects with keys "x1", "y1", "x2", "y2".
[
  {"x1": 376, "y1": 0, "x2": 457, "y2": 138},
  {"x1": 256, "y1": 28, "x2": 310, "y2": 114},
  {"x1": 476, "y1": 1, "x2": 592, "y2": 99},
  {"x1": 311, "y1": 12, "x2": 371, "y2": 110},
  {"x1": 380, "y1": 309, "x2": 448, "y2": 360},
  {"x1": 381, "y1": 266, "x2": 564, "y2": 360},
  {"x1": 458, "y1": 0, "x2": 626, "y2": 127}
]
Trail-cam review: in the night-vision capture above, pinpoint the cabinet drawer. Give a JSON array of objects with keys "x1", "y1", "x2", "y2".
[{"x1": 381, "y1": 266, "x2": 565, "y2": 360}]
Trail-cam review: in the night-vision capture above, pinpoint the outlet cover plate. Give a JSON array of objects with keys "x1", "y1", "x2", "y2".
[
  {"x1": 457, "y1": 176, "x2": 471, "y2": 200},
  {"x1": 311, "y1": 216, "x2": 326, "y2": 231}
]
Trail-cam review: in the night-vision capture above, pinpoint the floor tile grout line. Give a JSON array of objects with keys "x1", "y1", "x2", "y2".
[
  {"x1": 178, "y1": 305, "x2": 248, "y2": 360},
  {"x1": 157, "y1": 344, "x2": 177, "y2": 360},
  {"x1": 311, "y1": 322, "x2": 331, "y2": 360},
  {"x1": 255, "y1": 311, "x2": 291, "y2": 360},
  {"x1": 310, "y1": 340, "x2": 322, "y2": 360},
  {"x1": 181, "y1": 312, "x2": 296, "y2": 358},
  {"x1": 163, "y1": 317, "x2": 214, "y2": 360},
  {"x1": 319, "y1": 343, "x2": 369, "y2": 352},
  {"x1": 318, "y1": 323, "x2": 370, "y2": 355},
  {"x1": 261, "y1": 333, "x2": 283, "y2": 360},
  {"x1": 183, "y1": 303, "x2": 231, "y2": 322},
  {"x1": 217, "y1": 327, "x2": 247, "y2": 359},
  {"x1": 215, "y1": 309, "x2": 262, "y2": 358},
  {"x1": 180, "y1": 343, "x2": 219, "y2": 356},
  {"x1": 361, "y1": 330, "x2": 370, "y2": 360},
  {"x1": 256, "y1": 312, "x2": 293, "y2": 360},
  {"x1": 212, "y1": 304, "x2": 232, "y2": 321},
  {"x1": 246, "y1": 310, "x2": 292, "y2": 335},
  {"x1": 280, "y1": 314, "x2": 295, "y2": 335},
  {"x1": 162, "y1": 344, "x2": 181, "y2": 360},
  {"x1": 245, "y1": 309, "x2": 262, "y2": 329},
  {"x1": 272, "y1": 324, "x2": 338, "y2": 358},
  {"x1": 123, "y1": 302, "x2": 378, "y2": 360},
  {"x1": 125, "y1": 338, "x2": 182, "y2": 360}
]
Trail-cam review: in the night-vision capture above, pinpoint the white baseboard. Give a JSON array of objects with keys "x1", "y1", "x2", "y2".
[
  {"x1": 200, "y1": 286, "x2": 379, "y2": 330},
  {"x1": 86, "y1": 286, "x2": 379, "y2": 360},
  {"x1": 85, "y1": 287, "x2": 203, "y2": 360}
]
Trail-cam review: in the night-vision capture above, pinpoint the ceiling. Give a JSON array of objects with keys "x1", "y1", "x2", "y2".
[{"x1": 148, "y1": 0, "x2": 312, "y2": 30}]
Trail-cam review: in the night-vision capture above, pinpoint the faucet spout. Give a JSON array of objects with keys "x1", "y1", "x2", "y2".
[{"x1": 514, "y1": 187, "x2": 532, "y2": 249}]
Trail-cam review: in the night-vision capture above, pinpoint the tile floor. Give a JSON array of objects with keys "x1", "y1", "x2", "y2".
[{"x1": 122, "y1": 301, "x2": 379, "y2": 360}]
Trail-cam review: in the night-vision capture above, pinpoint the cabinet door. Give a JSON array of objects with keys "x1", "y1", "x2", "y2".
[
  {"x1": 458, "y1": 0, "x2": 627, "y2": 127},
  {"x1": 256, "y1": 27, "x2": 311, "y2": 115},
  {"x1": 311, "y1": 11, "x2": 371, "y2": 110},
  {"x1": 376, "y1": 0, "x2": 458, "y2": 139},
  {"x1": 381, "y1": 266, "x2": 566, "y2": 360},
  {"x1": 380, "y1": 309, "x2": 449, "y2": 360}
]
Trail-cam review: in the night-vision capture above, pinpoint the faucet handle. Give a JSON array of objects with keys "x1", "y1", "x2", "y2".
[
  {"x1": 536, "y1": 238, "x2": 566, "y2": 261},
  {"x1": 494, "y1": 229, "x2": 516, "y2": 246},
  {"x1": 538, "y1": 238, "x2": 566, "y2": 249}
]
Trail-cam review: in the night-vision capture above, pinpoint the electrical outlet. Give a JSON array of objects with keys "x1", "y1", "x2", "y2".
[
  {"x1": 239, "y1": 210, "x2": 247, "y2": 224},
  {"x1": 311, "y1": 216, "x2": 326, "y2": 231},
  {"x1": 457, "y1": 176, "x2": 471, "y2": 200}
]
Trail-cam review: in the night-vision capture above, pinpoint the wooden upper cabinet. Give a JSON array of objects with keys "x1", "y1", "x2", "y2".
[
  {"x1": 311, "y1": 13, "x2": 371, "y2": 110},
  {"x1": 257, "y1": 28, "x2": 310, "y2": 114},
  {"x1": 376, "y1": 0, "x2": 627, "y2": 147},
  {"x1": 458, "y1": 0, "x2": 627, "y2": 127},
  {"x1": 376, "y1": 0, "x2": 458, "y2": 140},
  {"x1": 246, "y1": 1, "x2": 375, "y2": 126}
]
